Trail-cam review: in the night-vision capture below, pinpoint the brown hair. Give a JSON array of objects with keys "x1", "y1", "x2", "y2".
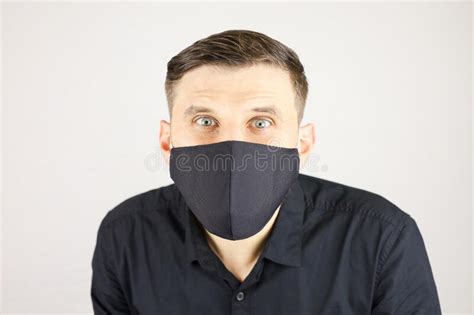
[{"x1": 165, "y1": 29, "x2": 309, "y2": 125}]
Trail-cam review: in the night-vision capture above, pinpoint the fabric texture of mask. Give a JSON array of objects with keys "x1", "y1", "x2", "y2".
[{"x1": 169, "y1": 140, "x2": 300, "y2": 240}]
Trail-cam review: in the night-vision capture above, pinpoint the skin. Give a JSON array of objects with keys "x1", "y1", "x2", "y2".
[{"x1": 159, "y1": 63, "x2": 315, "y2": 282}]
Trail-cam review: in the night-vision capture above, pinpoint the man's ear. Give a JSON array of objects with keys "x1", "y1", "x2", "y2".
[
  {"x1": 297, "y1": 122, "x2": 316, "y2": 169},
  {"x1": 159, "y1": 119, "x2": 172, "y2": 166}
]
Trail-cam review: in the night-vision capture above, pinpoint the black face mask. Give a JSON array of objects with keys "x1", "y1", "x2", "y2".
[{"x1": 169, "y1": 140, "x2": 300, "y2": 240}]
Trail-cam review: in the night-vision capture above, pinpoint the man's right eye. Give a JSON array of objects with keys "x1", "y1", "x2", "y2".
[{"x1": 195, "y1": 116, "x2": 217, "y2": 127}]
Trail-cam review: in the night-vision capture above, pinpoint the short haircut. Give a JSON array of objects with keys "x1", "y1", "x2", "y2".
[{"x1": 165, "y1": 29, "x2": 308, "y2": 125}]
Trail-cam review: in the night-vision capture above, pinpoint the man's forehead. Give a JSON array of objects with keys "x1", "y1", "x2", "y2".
[
  {"x1": 186, "y1": 90, "x2": 280, "y2": 103},
  {"x1": 175, "y1": 67, "x2": 293, "y2": 106},
  {"x1": 176, "y1": 64, "x2": 293, "y2": 93}
]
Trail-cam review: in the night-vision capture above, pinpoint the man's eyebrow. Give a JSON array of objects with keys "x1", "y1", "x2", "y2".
[
  {"x1": 183, "y1": 105, "x2": 217, "y2": 117},
  {"x1": 183, "y1": 104, "x2": 283, "y2": 118},
  {"x1": 249, "y1": 105, "x2": 282, "y2": 118}
]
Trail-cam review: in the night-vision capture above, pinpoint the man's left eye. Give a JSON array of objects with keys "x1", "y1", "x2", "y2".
[{"x1": 252, "y1": 118, "x2": 272, "y2": 129}]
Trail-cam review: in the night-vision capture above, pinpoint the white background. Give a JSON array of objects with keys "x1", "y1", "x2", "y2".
[{"x1": 2, "y1": 1, "x2": 472, "y2": 314}]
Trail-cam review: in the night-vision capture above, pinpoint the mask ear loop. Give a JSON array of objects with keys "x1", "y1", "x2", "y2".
[
  {"x1": 296, "y1": 129, "x2": 301, "y2": 152},
  {"x1": 169, "y1": 136, "x2": 174, "y2": 150}
]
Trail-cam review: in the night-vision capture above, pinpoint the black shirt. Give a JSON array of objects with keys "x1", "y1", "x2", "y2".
[{"x1": 91, "y1": 173, "x2": 442, "y2": 314}]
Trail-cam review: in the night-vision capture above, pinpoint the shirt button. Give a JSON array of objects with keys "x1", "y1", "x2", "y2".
[{"x1": 235, "y1": 291, "x2": 245, "y2": 302}]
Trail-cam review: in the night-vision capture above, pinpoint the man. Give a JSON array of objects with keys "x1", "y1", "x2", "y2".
[{"x1": 91, "y1": 29, "x2": 441, "y2": 314}]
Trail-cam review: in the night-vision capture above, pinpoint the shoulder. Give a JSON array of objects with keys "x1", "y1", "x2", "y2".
[
  {"x1": 298, "y1": 173, "x2": 412, "y2": 229},
  {"x1": 98, "y1": 182, "x2": 182, "y2": 229}
]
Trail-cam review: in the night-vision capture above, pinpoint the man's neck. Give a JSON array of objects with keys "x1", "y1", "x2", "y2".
[{"x1": 202, "y1": 205, "x2": 281, "y2": 282}]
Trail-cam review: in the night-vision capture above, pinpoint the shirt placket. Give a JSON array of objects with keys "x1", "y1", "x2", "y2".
[
  {"x1": 197, "y1": 248, "x2": 266, "y2": 315},
  {"x1": 229, "y1": 259, "x2": 264, "y2": 315}
]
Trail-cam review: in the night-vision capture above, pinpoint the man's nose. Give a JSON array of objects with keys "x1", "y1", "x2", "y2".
[{"x1": 215, "y1": 124, "x2": 247, "y2": 143}]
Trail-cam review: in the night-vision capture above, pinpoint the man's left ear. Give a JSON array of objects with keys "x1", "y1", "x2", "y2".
[{"x1": 297, "y1": 122, "x2": 316, "y2": 166}]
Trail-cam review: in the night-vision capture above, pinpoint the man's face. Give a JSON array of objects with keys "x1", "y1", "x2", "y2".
[{"x1": 160, "y1": 63, "x2": 315, "y2": 167}]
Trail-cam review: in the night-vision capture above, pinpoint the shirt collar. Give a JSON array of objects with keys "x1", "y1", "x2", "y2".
[{"x1": 182, "y1": 174, "x2": 309, "y2": 268}]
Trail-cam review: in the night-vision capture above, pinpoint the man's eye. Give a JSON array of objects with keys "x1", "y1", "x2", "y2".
[
  {"x1": 195, "y1": 117, "x2": 216, "y2": 127},
  {"x1": 252, "y1": 118, "x2": 272, "y2": 129}
]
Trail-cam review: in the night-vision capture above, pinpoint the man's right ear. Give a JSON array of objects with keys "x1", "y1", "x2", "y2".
[{"x1": 159, "y1": 119, "x2": 172, "y2": 166}]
